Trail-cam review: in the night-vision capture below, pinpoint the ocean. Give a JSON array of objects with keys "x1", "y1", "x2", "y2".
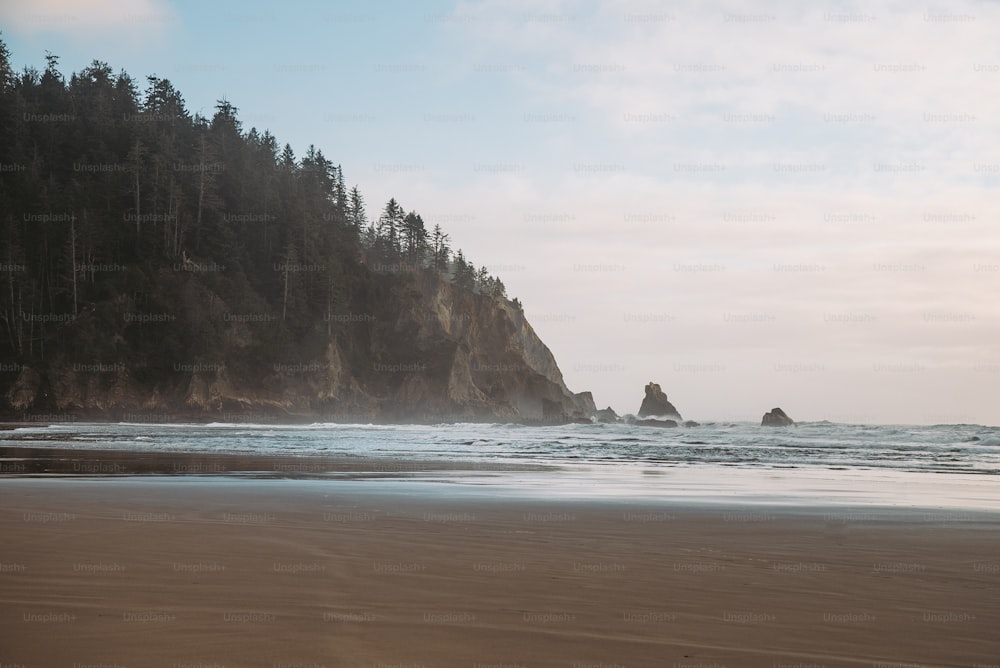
[{"x1": 3, "y1": 421, "x2": 1000, "y2": 511}]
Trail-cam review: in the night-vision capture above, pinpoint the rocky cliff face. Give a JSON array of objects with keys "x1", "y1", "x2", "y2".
[{"x1": 2, "y1": 269, "x2": 594, "y2": 423}]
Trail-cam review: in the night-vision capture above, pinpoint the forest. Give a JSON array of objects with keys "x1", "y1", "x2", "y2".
[{"x1": 0, "y1": 38, "x2": 513, "y2": 377}]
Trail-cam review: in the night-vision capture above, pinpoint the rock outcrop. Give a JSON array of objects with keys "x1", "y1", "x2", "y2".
[
  {"x1": 635, "y1": 418, "x2": 678, "y2": 428},
  {"x1": 761, "y1": 407, "x2": 795, "y2": 427},
  {"x1": 637, "y1": 382, "x2": 682, "y2": 420},
  {"x1": 594, "y1": 406, "x2": 619, "y2": 423},
  {"x1": 1, "y1": 270, "x2": 595, "y2": 424}
]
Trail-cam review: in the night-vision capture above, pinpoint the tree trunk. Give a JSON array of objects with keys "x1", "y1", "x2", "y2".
[
  {"x1": 134, "y1": 162, "x2": 141, "y2": 251},
  {"x1": 195, "y1": 135, "x2": 206, "y2": 252},
  {"x1": 282, "y1": 263, "x2": 289, "y2": 321},
  {"x1": 70, "y1": 213, "x2": 77, "y2": 317}
]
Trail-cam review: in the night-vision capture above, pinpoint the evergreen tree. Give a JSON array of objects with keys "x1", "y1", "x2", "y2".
[
  {"x1": 347, "y1": 186, "x2": 367, "y2": 230},
  {"x1": 402, "y1": 211, "x2": 427, "y2": 264},
  {"x1": 491, "y1": 277, "x2": 507, "y2": 299},
  {"x1": 280, "y1": 143, "x2": 296, "y2": 170},
  {"x1": 331, "y1": 164, "x2": 347, "y2": 224},
  {"x1": 429, "y1": 224, "x2": 450, "y2": 272},
  {"x1": 375, "y1": 197, "x2": 404, "y2": 258},
  {"x1": 452, "y1": 249, "x2": 476, "y2": 289},
  {"x1": 0, "y1": 35, "x2": 14, "y2": 92}
]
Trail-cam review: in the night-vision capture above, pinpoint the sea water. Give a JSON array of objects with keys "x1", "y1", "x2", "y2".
[{"x1": 3, "y1": 421, "x2": 999, "y2": 510}]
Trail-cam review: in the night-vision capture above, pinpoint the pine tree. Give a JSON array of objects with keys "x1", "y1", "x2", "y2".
[
  {"x1": 491, "y1": 277, "x2": 507, "y2": 299},
  {"x1": 375, "y1": 198, "x2": 404, "y2": 257},
  {"x1": 452, "y1": 249, "x2": 476, "y2": 289},
  {"x1": 402, "y1": 211, "x2": 427, "y2": 264},
  {"x1": 280, "y1": 143, "x2": 296, "y2": 170},
  {"x1": 0, "y1": 35, "x2": 14, "y2": 93},
  {"x1": 347, "y1": 186, "x2": 367, "y2": 230},
  {"x1": 429, "y1": 224, "x2": 450, "y2": 272},
  {"x1": 331, "y1": 165, "x2": 347, "y2": 223}
]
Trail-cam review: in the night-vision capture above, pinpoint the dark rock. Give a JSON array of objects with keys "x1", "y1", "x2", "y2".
[
  {"x1": 594, "y1": 406, "x2": 619, "y2": 423},
  {"x1": 637, "y1": 382, "x2": 682, "y2": 419},
  {"x1": 761, "y1": 407, "x2": 795, "y2": 427},
  {"x1": 683, "y1": 420, "x2": 700, "y2": 427},
  {"x1": 635, "y1": 418, "x2": 678, "y2": 428}
]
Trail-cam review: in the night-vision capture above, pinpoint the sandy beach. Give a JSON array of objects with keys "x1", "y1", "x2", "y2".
[{"x1": 2, "y1": 471, "x2": 998, "y2": 668}]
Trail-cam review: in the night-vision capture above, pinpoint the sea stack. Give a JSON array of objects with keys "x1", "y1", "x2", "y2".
[
  {"x1": 761, "y1": 407, "x2": 795, "y2": 427},
  {"x1": 637, "y1": 382, "x2": 682, "y2": 420}
]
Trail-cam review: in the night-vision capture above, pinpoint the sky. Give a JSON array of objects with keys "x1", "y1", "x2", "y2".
[{"x1": 2, "y1": 0, "x2": 998, "y2": 425}]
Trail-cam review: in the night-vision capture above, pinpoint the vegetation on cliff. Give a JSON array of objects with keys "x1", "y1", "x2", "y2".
[{"x1": 0, "y1": 41, "x2": 589, "y2": 422}]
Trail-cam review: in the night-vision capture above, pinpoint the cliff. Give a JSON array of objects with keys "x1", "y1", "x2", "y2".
[
  {"x1": 0, "y1": 45, "x2": 596, "y2": 424},
  {"x1": 2, "y1": 268, "x2": 594, "y2": 424}
]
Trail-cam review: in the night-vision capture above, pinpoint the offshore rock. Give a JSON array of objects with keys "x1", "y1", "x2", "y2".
[
  {"x1": 594, "y1": 406, "x2": 619, "y2": 423},
  {"x1": 637, "y1": 382, "x2": 682, "y2": 420},
  {"x1": 761, "y1": 407, "x2": 795, "y2": 427},
  {"x1": 635, "y1": 418, "x2": 679, "y2": 428}
]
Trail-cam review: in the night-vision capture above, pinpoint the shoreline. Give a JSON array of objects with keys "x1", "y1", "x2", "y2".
[
  {"x1": 4, "y1": 444, "x2": 1000, "y2": 513},
  {"x1": 5, "y1": 417, "x2": 999, "y2": 428},
  {"x1": 5, "y1": 474, "x2": 1000, "y2": 523},
  {"x1": 3, "y1": 477, "x2": 998, "y2": 667},
  {"x1": 0, "y1": 444, "x2": 1000, "y2": 516},
  {"x1": 0, "y1": 414, "x2": 603, "y2": 428}
]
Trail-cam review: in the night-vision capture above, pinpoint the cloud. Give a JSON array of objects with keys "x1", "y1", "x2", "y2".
[
  {"x1": 448, "y1": 0, "x2": 1000, "y2": 183},
  {"x1": 408, "y1": 0, "x2": 1000, "y2": 422},
  {"x1": 0, "y1": 0, "x2": 176, "y2": 45}
]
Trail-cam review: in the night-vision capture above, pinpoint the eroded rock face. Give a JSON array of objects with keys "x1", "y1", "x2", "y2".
[
  {"x1": 762, "y1": 407, "x2": 795, "y2": 427},
  {"x1": 637, "y1": 382, "x2": 682, "y2": 420},
  {"x1": 0, "y1": 272, "x2": 595, "y2": 424}
]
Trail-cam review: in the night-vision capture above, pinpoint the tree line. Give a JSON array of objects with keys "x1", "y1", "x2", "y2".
[{"x1": 0, "y1": 38, "x2": 515, "y2": 362}]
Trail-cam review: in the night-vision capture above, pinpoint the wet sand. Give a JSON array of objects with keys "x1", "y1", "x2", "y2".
[
  {"x1": 0, "y1": 444, "x2": 555, "y2": 476},
  {"x1": 1, "y1": 474, "x2": 998, "y2": 668}
]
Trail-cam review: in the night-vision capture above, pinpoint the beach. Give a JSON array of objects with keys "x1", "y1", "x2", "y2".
[{"x1": 2, "y1": 469, "x2": 998, "y2": 668}]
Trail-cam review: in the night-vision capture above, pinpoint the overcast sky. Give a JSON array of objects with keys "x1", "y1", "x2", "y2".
[{"x1": 3, "y1": 0, "x2": 998, "y2": 425}]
